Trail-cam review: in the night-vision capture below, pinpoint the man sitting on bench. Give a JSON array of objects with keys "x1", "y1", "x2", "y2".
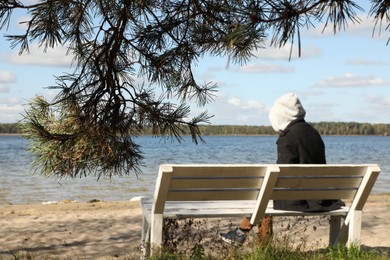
[{"x1": 220, "y1": 92, "x2": 344, "y2": 245}]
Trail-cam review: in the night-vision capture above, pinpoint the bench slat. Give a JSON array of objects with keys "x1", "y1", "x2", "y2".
[
  {"x1": 277, "y1": 166, "x2": 368, "y2": 177},
  {"x1": 170, "y1": 178, "x2": 264, "y2": 189},
  {"x1": 272, "y1": 189, "x2": 357, "y2": 200},
  {"x1": 164, "y1": 200, "x2": 258, "y2": 209},
  {"x1": 276, "y1": 177, "x2": 362, "y2": 189},
  {"x1": 142, "y1": 198, "x2": 350, "y2": 219},
  {"x1": 264, "y1": 206, "x2": 350, "y2": 216},
  {"x1": 169, "y1": 165, "x2": 269, "y2": 177},
  {"x1": 167, "y1": 190, "x2": 260, "y2": 201}
]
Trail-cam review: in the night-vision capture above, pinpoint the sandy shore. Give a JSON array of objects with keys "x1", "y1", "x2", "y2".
[{"x1": 0, "y1": 194, "x2": 389, "y2": 259}]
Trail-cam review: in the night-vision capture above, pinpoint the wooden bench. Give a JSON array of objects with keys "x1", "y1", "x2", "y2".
[{"x1": 140, "y1": 164, "x2": 380, "y2": 257}]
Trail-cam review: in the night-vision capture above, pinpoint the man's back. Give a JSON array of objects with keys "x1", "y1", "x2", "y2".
[{"x1": 276, "y1": 119, "x2": 326, "y2": 164}]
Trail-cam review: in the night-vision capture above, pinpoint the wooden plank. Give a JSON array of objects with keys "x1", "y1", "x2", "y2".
[
  {"x1": 275, "y1": 177, "x2": 362, "y2": 189},
  {"x1": 170, "y1": 177, "x2": 264, "y2": 189},
  {"x1": 164, "y1": 208, "x2": 254, "y2": 218},
  {"x1": 345, "y1": 165, "x2": 381, "y2": 226},
  {"x1": 143, "y1": 204, "x2": 349, "y2": 219},
  {"x1": 251, "y1": 165, "x2": 280, "y2": 225},
  {"x1": 150, "y1": 208, "x2": 350, "y2": 219},
  {"x1": 276, "y1": 165, "x2": 369, "y2": 177},
  {"x1": 164, "y1": 200, "x2": 258, "y2": 209},
  {"x1": 329, "y1": 216, "x2": 342, "y2": 246},
  {"x1": 144, "y1": 201, "x2": 256, "y2": 210},
  {"x1": 143, "y1": 201, "x2": 349, "y2": 216},
  {"x1": 151, "y1": 213, "x2": 163, "y2": 245},
  {"x1": 353, "y1": 166, "x2": 381, "y2": 211},
  {"x1": 169, "y1": 164, "x2": 269, "y2": 178},
  {"x1": 166, "y1": 189, "x2": 260, "y2": 201},
  {"x1": 265, "y1": 207, "x2": 349, "y2": 217},
  {"x1": 152, "y1": 166, "x2": 173, "y2": 214},
  {"x1": 347, "y1": 210, "x2": 362, "y2": 245},
  {"x1": 271, "y1": 189, "x2": 357, "y2": 200},
  {"x1": 139, "y1": 198, "x2": 152, "y2": 223}
]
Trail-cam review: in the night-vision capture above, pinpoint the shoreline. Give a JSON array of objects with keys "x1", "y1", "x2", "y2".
[
  {"x1": 1, "y1": 191, "x2": 390, "y2": 206},
  {"x1": 1, "y1": 191, "x2": 389, "y2": 208},
  {"x1": 0, "y1": 194, "x2": 389, "y2": 259}
]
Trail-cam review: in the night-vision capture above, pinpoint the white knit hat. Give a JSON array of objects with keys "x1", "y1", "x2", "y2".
[{"x1": 269, "y1": 93, "x2": 306, "y2": 132}]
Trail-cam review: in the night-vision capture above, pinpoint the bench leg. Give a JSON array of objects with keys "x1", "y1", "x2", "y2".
[
  {"x1": 347, "y1": 210, "x2": 362, "y2": 246},
  {"x1": 141, "y1": 214, "x2": 150, "y2": 259},
  {"x1": 150, "y1": 214, "x2": 164, "y2": 252},
  {"x1": 329, "y1": 215, "x2": 342, "y2": 246},
  {"x1": 335, "y1": 210, "x2": 362, "y2": 247}
]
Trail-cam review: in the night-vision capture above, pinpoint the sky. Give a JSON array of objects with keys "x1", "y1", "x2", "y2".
[{"x1": 0, "y1": 2, "x2": 389, "y2": 126}]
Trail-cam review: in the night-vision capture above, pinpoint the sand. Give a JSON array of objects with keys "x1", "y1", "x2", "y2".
[{"x1": 0, "y1": 194, "x2": 389, "y2": 259}]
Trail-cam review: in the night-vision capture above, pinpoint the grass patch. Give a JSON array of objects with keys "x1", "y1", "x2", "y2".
[
  {"x1": 150, "y1": 242, "x2": 388, "y2": 260},
  {"x1": 147, "y1": 217, "x2": 389, "y2": 260}
]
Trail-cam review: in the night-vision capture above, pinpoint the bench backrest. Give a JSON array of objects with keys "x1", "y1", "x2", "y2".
[
  {"x1": 251, "y1": 164, "x2": 381, "y2": 224},
  {"x1": 272, "y1": 164, "x2": 377, "y2": 200},
  {"x1": 151, "y1": 164, "x2": 381, "y2": 224},
  {"x1": 152, "y1": 164, "x2": 270, "y2": 214}
]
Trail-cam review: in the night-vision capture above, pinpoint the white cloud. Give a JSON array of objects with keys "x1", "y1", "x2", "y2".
[
  {"x1": 315, "y1": 73, "x2": 387, "y2": 88},
  {"x1": 347, "y1": 59, "x2": 386, "y2": 66},
  {"x1": 342, "y1": 94, "x2": 390, "y2": 123},
  {"x1": 208, "y1": 94, "x2": 268, "y2": 125},
  {"x1": 246, "y1": 100, "x2": 264, "y2": 110},
  {"x1": 0, "y1": 71, "x2": 15, "y2": 94},
  {"x1": 228, "y1": 98, "x2": 264, "y2": 110},
  {"x1": 7, "y1": 44, "x2": 74, "y2": 67},
  {"x1": 306, "y1": 15, "x2": 387, "y2": 41},
  {"x1": 366, "y1": 94, "x2": 390, "y2": 111},
  {"x1": 0, "y1": 84, "x2": 10, "y2": 93},
  {"x1": 0, "y1": 99, "x2": 25, "y2": 123},
  {"x1": 227, "y1": 97, "x2": 241, "y2": 106},
  {"x1": 0, "y1": 71, "x2": 16, "y2": 83},
  {"x1": 347, "y1": 16, "x2": 388, "y2": 40},
  {"x1": 253, "y1": 43, "x2": 322, "y2": 60},
  {"x1": 239, "y1": 63, "x2": 294, "y2": 73},
  {"x1": 305, "y1": 102, "x2": 339, "y2": 122}
]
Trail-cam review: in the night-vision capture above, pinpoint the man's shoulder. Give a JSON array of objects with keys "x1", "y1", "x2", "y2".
[{"x1": 287, "y1": 120, "x2": 321, "y2": 136}]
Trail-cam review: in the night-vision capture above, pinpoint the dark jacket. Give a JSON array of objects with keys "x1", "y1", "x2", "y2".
[
  {"x1": 273, "y1": 119, "x2": 344, "y2": 211},
  {"x1": 276, "y1": 119, "x2": 326, "y2": 164}
]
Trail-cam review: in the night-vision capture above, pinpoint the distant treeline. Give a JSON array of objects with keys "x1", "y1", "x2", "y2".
[
  {"x1": 1, "y1": 122, "x2": 390, "y2": 136},
  {"x1": 0, "y1": 123, "x2": 21, "y2": 134},
  {"x1": 144, "y1": 122, "x2": 390, "y2": 136}
]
